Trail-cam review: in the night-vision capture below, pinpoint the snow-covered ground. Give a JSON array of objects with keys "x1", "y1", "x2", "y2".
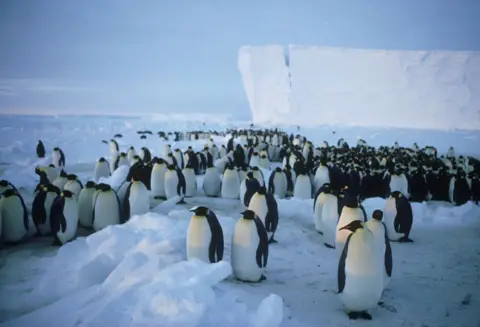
[{"x1": 0, "y1": 115, "x2": 480, "y2": 327}]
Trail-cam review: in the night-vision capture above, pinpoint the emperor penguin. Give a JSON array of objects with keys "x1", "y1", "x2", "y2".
[
  {"x1": 313, "y1": 159, "x2": 331, "y2": 194},
  {"x1": 384, "y1": 191, "x2": 414, "y2": 242},
  {"x1": 0, "y1": 189, "x2": 29, "y2": 243},
  {"x1": 36, "y1": 140, "x2": 45, "y2": 158},
  {"x1": 50, "y1": 190, "x2": 78, "y2": 245},
  {"x1": 164, "y1": 164, "x2": 186, "y2": 203},
  {"x1": 94, "y1": 157, "x2": 111, "y2": 182},
  {"x1": 249, "y1": 152, "x2": 261, "y2": 168},
  {"x1": 53, "y1": 170, "x2": 69, "y2": 191},
  {"x1": 338, "y1": 220, "x2": 384, "y2": 320},
  {"x1": 77, "y1": 181, "x2": 97, "y2": 228},
  {"x1": 114, "y1": 152, "x2": 129, "y2": 172},
  {"x1": 247, "y1": 186, "x2": 279, "y2": 243},
  {"x1": 336, "y1": 194, "x2": 365, "y2": 256},
  {"x1": 174, "y1": 149, "x2": 184, "y2": 169},
  {"x1": 237, "y1": 167, "x2": 247, "y2": 183},
  {"x1": 268, "y1": 167, "x2": 288, "y2": 199},
  {"x1": 294, "y1": 167, "x2": 312, "y2": 199},
  {"x1": 32, "y1": 184, "x2": 60, "y2": 235},
  {"x1": 35, "y1": 165, "x2": 58, "y2": 185},
  {"x1": 163, "y1": 144, "x2": 172, "y2": 159},
  {"x1": 123, "y1": 179, "x2": 150, "y2": 220},
  {"x1": 127, "y1": 146, "x2": 136, "y2": 165},
  {"x1": 250, "y1": 166, "x2": 265, "y2": 187},
  {"x1": 64, "y1": 174, "x2": 83, "y2": 201},
  {"x1": 221, "y1": 164, "x2": 240, "y2": 199},
  {"x1": 321, "y1": 188, "x2": 340, "y2": 249},
  {"x1": 259, "y1": 154, "x2": 271, "y2": 170},
  {"x1": 0, "y1": 180, "x2": 17, "y2": 195},
  {"x1": 313, "y1": 183, "x2": 331, "y2": 234},
  {"x1": 182, "y1": 163, "x2": 197, "y2": 197},
  {"x1": 92, "y1": 183, "x2": 122, "y2": 231},
  {"x1": 365, "y1": 210, "x2": 393, "y2": 291},
  {"x1": 231, "y1": 210, "x2": 269, "y2": 283},
  {"x1": 202, "y1": 164, "x2": 222, "y2": 197},
  {"x1": 241, "y1": 172, "x2": 261, "y2": 208},
  {"x1": 187, "y1": 206, "x2": 224, "y2": 264},
  {"x1": 52, "y1": 147, "x2": 66, "y2": 169},
  {"x1": 150, "y1": 157, "x2": 168, "y2": 199}
]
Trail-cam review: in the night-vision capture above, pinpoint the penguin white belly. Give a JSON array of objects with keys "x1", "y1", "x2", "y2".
[
  {"x1": 239, "y1": 179, "x2": 247, "y2": 206},
  {"x1": 365, "y1": 220, "x2": 390, "y2": 290},
  {"x1": 37, "y1": 192, "x2": 56, "y2": 235},
  {"x1": 313, "y1": 167, "x2": 330, "y2": 193},
  {"x1": 187, "y1": 216, "x2": 213, "y2": 263},
  {"x1": 53, "y1": 178, "x2": 67, "y2": 191},
  {"x1": 57, "y1": 200, "x2": 78, "y2": 244},
  {"x1": 389, "y1": 176, "x2": 401, "y2": 194},
  {"x1": 129, "y1": 183, "x2": 150, "y2": 216},
  {"x1": 249, "y1": 156, "x2": 260, "y2": 168},
  {"x1": 78, "y1": 189, "x2": 95, "y2": 228},
  {"x1": 174, "y1": 153, "x2": 183, "y2": 169},
  {"x1": 259, "y1": 158, "x2": 270, "y2": 170},
  {"x1": 116, "y1": 182, "x2": 131, "y2": 205},
  {"x1": 449, "y1": 177, "x2": 455, "y2": 203},
  {"x1": 253, "y1": 171, "x2": 264, "y2": 187},
  {"x1": 93, "y1": 193, "x2": 120, "y2": 231},
  {"x1": 203, "y1": 170, "x2": 221, "y2": 197},
  {"x1": 64, "y1": 182, "x2": 82, "y2": 201},
  {"x1": 383, "y1": 198, "x2": 404, "y2": 241},
  {"x1": 221, "y1": 171, "x2": 240, "y2": 199},
  {"x1": 127, "y1": 150, "x2": 136, "y2": 164},
  {"x1": 238, "y1": 170, "x2": 247, "y2": 183},
  {"x1": 231, "y1": 220, "x2": 264, "y2": 282},
  {"x1": 110, "y1": 153, "x2": 118, "y2": 174},
  {"x1": 248, "y1": 195, "x2": 268, "y2": 225},
  {"x1": 94, "y1": 163, "x2": 110, "y2": 182},
  {"x1": 0, "y1": 197, "x2": 27, "y2": 242},
  {"x1": 336, "y1": 208, "x2": 363, "y2": 255},
  {"x1": 52, "y1": 151, "x2": 61, "y2": 168},
  {"x1": 150, "y1": 165, "x2": 167, "y2": 197},
  {"x1": 117, "y1": 157, "x2": 130, "y2": 169},
  {"x1": 183, "y1": 169, "x2": 197, "y2": 197},
  {"x1": 273, "y1": 174, "x2": 287, "y2": 199},
  {"x1": 321, "y1": 194, "x2": 339, "y2": 247},
  {"x1": 294, "y1": 175, "x2": 312, "y2": 199},
  {"x1": 400, "y1": 175, "x2": 409, "y2": 197},
  {"x1": 340, "y1": 233, "x2": 383, "y2": 311},
  {"x1": 164, "y1": 172, "x2": 180, "y2": 200},
  {"x1": 314, "y1": 193, "x2": 328, "y2": 232}
]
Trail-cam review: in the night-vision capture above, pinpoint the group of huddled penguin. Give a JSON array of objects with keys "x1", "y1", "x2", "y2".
[{"x1": 0, "y1": 129, "x2": 479, "y2": 321}]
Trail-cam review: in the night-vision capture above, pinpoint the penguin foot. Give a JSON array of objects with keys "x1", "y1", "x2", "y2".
[
  {"x1": 347, "y1": 312, "x2": 359, "y2": 320},
  {"x1": 324, "y1": 243, "x2": 335, "y2": 249},
  {"x1": 378, "y1": 301, "x2": 384, "y2": 306},
  {"x1": 51, "y1": 239, "x2": 62, "y2": 247},
  {"x1": 154, "y1": 196, "x2": 166, "y2": 200},
  {"x1": 360, "y1": 312, "x2": 372, "y2": 320},
  {"x1": 399, "y1": 236, "x2": 414, "y2": 243},
  {"x1": 268, "y1": 237, "x2": 278, "y2": 244},
  {"x1": 318, "y1": 231, "x2": 324, "y2": 235},
  {"x1": 259, "y1": 275, "x2": 267, "y2": 282},
  {"x1": 176, "y1": 199, "x2": 187, "y2": 204}
]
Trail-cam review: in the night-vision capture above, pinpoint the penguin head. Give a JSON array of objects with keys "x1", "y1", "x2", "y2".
[
  {"x1": 167, "y1": 164, "x2": 176, "y2": 171},
  {"x1": 45, "y1": 184, "x2": 61, "y2": 194},
  {"x1": 252, "y1": 152, "x2": 259, "y2": 156},
  {"x1": 85, "y1": 181, "x2": 96, "y2": 189},
  {"x1": 98, "y1": 157, "x2": 106, "y2": 163},
  {"x1": 260, "y1": 154, "x2": 267, "y2": 159},
  {"x1": 133, "y1": 155, "x2": 142, "y2": 161},
  {"x1": 175, "y1": 148, "x2": 181, "y2": 153},
  {"x1": 339, "y1": 220, "x2": 364, "y2": 233},
  {"x1": 53, "y1": 147, "x2": 60, "y2": 151},
  {"x1": 251, "y1": 166, "x2": 260, "y2": 171},
  {"x1": 0, "y1": 180, "x2": 8, "y2": 187},
  {"x1": 3, "y1": 188, "x2": 18, "y2": 198},
  {"x1": 67, "y1": 174, "x2": 78, "y2": 181},
  {"x1": 167, "y1": 153, "x2": 174, "y2": 158},
  {"x1": 390, "y1": 191, "x2": 402, "y2": 198},
  {"x1": 372, "y1": 210, "x2": 383, "y2": 221},
  {"x1": 49, "y1": 164, "x2": 56, "y2": 168},
  {"x1": 343, "y1": 192, "x2": 358, "y2": 208},
  {"x1": 204, "y1": 146, "x2": 209, "y2": 151},
  {"x1": 61, "y1": 190, "x2": 74, "y2": 198},
  {"x1": 257, "y1": 186, "x2": 267, "y2": 195},
  {"x1": 321, "y1": 183, "x2": 331, "y2": 193},
  {"x1": 119, "y1": 152, "x2": 127, "y2": 157},
  {"x1": 241, "y1": 210, "x2": 257, "y2": 220},
  {"x1": 60, "y1": 170, "x2": 68, "y2": 178},
  {"x1": 38, "y1": 140, "x2": 43, "y2": 144},
  {"x1": 129, "y1": 146, "x2": 135, "y2": 150},
  {"x1": 246, "y1": 172, "x2": 254, "y2": 179},
  {"x1": 189, "y1": 206, "x2": 209, "y2": 217},
  {"x1": 96, "y1": 183, "x2": 112, "y2": 192},
  {"x1": 275, "y1": 167, "x2": 282, "y2": 173}
]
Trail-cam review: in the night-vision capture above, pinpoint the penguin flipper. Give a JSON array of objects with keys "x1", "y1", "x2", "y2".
[
  {"x1": 17, "y1": 194, "x2": 29, "y2": 231},
  {"x1": 254, "y1": 217, "x2": 269, "y2": 268},
  {"x1": 123, "y1": 183, "x2": 133, "y2": 223},
  {"x1": 383, "y1": 223, "x2": 393, "y2": 277},
  {"x1": 337, "y1": 234, "x2": 352, "y2": 294},
  {"x1": 32, "y1": 191, "x2": 47, "y2": 226}
]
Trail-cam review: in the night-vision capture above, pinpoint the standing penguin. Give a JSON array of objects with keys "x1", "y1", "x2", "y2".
[
  {"x1": 313, "y1": 159, "x2": 331, "y2": 194},
  {"x1": 321, "y1": 188, "x2": 340, "y2": 249},
  {"x1": 338, "y1": 220, "x2": 384, "y2": 320},
  {"x1": 364, "y1": 210, "x2": 393, "y2": 291},
  {"x1": 94, "y1": 157, "x2": 111, "y2": 182},
  {"x1": 52, "y1": 147, "x2": 66, "y2": 169},
  {"x1": 241, "y1": 172, "x2": 261, "y2": 208},
  {"x1": 231, "y1": 210, "x2": 269, "y2": 282},
  {"x1": 268, "y1": 167, "x2": 288, "y2": 199},
  {"x1": 247, "y1": 186, "x2": 279, "y2": 243},
  {"x1": 64, "y1": 174, "x2": 83, "y2": 201},
  {"x1": 313, "y1": 183, "x2": 331, "y2": 234},
  {"x1": 127, "y1": 146, "x2": 136, "y2": 165},
  {"x1": 250, "y1": 166, "x2": 265, "y2": 187},
  {"x1": 36, "y1": 140, "x2": 45, "y2": 158},
  {"x1": 0, "y1": 180, "x2": 17, "y2": 195},
  {"x1": 182, "y1": 163, "x2": 197, "y2": 197},
  {"x1": 221, "y1": 164, "x2": 240, "y2": 199},
  {"x1": 114, "y1": 153, "x2": 129, "y2": 172},
  {"x1": 53, "y1": 170, "x2": 69, "y2": 191},
  {"x1": 0, "y1": 189, "x2": 29, "y2": 243},
  {"x1": 77, "y1": 181, "x2": 97, "y2": 229},
  {"x1": 384, "y1": 191, "x2": 414, "y2": 242},
  {"x1": 150, "y1": 157, "x2": 168, "y2": 200},
  {"x1": 50, "y1": 190, "x2": 78, "y2": 245},
  {"x1": 92, "y1": 183, "x2": 122, "y2": 231},
  {"x1": 294, "y1": 165, "x2": 312, "y2": 200},
  {"x1": 336, "y1": 194, "x2": 365, "y2": 256},
  {"x1": 186, "y1": 206, "x2": 224, "y2": 263},
  {"x1": 202, "y1": 164, "x2": 222, "y2": 197},
  {"x1": 123, "y1": 166, "x2": 150, "y2": 220},
  {"x1": 32, "y1": 184, "x2": 60, "y2": 235},
  {"x1": 164, "y1": 164, "x2": 186, "y2": 203}
]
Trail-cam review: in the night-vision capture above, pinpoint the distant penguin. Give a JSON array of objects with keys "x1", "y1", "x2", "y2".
[
  {"x1": 250, "y1": 166, "x2": 265, "y2": 187},
  {"x1": 221, "y1": 164, "x2": 240, "y2": 199},
  {"x1": 36, "y1": 140, "x2": 45, "y2": 158},
  {"x1": 77, "y1": 181, "x2": 97, "y2": 228},
  {"x1": 94, "y1": 157, "x2": 111, "y2": 182},
  {"x1": 452, "y1": 171, "x2": 471, "y2": 206},
  {"x1": 52, "y1": 147, "x2": 66, "y2": 169},
  {"x1": 241, "y1": 172, "x2": 261, "y2": 208},
  {"x1": 259, "y1": 154, "x2": 271, "y2": 170},
  {"x1": 337, "y1": 220, "x2": 384, "y2": 320},
  {"x1": 294, "y1": 168, "x2": 312, "y2": 199},
  {"x1": 140, "y1": 147, "x2": 152, "y2": 163},
  {"x1": 283, "y1": 165, "x2": 295, "y2": 197},
  {"x1": 123, "y1": 180, "x2": 149, "y2": 220},
  {"x1": 174, "y1": 149, "x2": 184, "y2": 169},
  {"x1": 32, "y1": 184, "x2": 60, "y2": 236},
  {"x1": 64, "y1": 174, "x2": 83, "y2": 201},
  {"x1": 249, "y1": 152, "x2": 261, "y2": 168},
  {"x1": 313, "y1": 183, "x2": 331, "y2": 234},
  {"x1": 313, "y1": 160, "x2": 331, "y2": 194},
  {"x1": 149, "y1": 157, "x2": 167, "y2": 200},
  {"x1": 0, "y1": 189, "x2": 28, "y2": 243},
  {"x1": 182, "y1": 164, "x2": 197, "y2": 197},
  {"x1": 268, "y1": 167, "x2": 288, "y2": 199},
  {"x1": 0, "y1": 179, "x2": 17, "y2": 195},
  {"x1": 127, "y1": 147, "x2": 136, "y2": 165},
  {"x1": 248, "y1": 186, "x2": 279, "y2": 243},
  {"x1": 384, "y1": 191, "x2": 413, "y2": 242},
  {"x1": 321, "y1": 188, "x2": 339, "y2": 249},
  {"x1": 50, "y1": 190, "x2": 78, "y2": 245},
  {"x1": 187, "y1": 206, "x2": 224, "y2": 264},
  {"x1": 231, "y1": 210, "x2": 269, "y2": 282},
  {"x1": 92, "y1": 183, "x2": 122, "y2": 231},
  {"x1": 336, "y1": 194, "x2": 365, "y2": 255},
  {"x1": 202, "y1": 164, "x2": 222, "y2": 197},
  {"x1": 365, "y1": 210, "x2": 393, "y2": 291},
  {"x1": 53, "y1": 170, "x2": 69, "y2": 191},
  {"x1": 164, "y1": 164, "x2": 186, "y2": 203}
]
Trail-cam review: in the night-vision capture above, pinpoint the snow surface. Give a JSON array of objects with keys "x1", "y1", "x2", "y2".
[
  {"x1": 238, "y1": 45, "x2": 480, "y2": 130},
  {"x1": 1, "y1": 115, "x2": 480, "y2": 327}
]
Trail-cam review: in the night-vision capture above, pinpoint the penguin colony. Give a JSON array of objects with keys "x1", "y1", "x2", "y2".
[{"x1": 1, "y1": 130, "x2": 479, "y2": 321}]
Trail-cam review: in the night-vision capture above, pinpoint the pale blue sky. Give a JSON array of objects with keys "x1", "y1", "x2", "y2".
[{"x1": 1, "y1": 0, "x2": 479, "y2": 118}]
